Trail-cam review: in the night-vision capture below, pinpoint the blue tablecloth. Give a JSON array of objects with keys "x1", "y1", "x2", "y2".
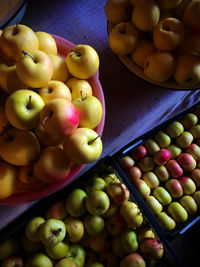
[{"x1": 1, "y1": 0, "x2": 200, "y2": 230}]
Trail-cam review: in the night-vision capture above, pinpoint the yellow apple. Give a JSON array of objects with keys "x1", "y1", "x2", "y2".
[
  {"x1": 173, "y1": 53, "x2": 200, "y2": 86},
  {"x1": 35, "y1": 31, "x2": 57, "y2": 55},
  {"x1": 104, "y1": 0, "x2": 133, "y2": 24},
  {"x1": 65, "y1": 77, "x2": 92, "y2": 100},
  {"x1": 144, "y1": 51, "x2": 175, "y2": 82},
  {"x1": 0, "y1": 24, "x2": 39, "y2": 61},
  {"x1": 0, "y1": 160, "x2": 18, "y2": 199},
  {"x1": 49, "y1": 54, "x2": 70, "y2": 82},
  {"x1": 131, "y1": 0, "x2": 160, "y2": 31},
  {"x1": 183, "y1": 1, "x2": 200, "y2": 33},
  {"x1": 66, "y1": 44, "x2": 99, "y2": 79},
  {"x1": 38, "y1": 80, "x2": 71, "y2": 103},
  {"x1": 16, "y1": 50, "x2": 53, "y2": 88},
  {"x1": 108, "y1": 22, "x2": 139, "y2": 56},
  {"x1": 72, "y1": 95, "x2": 103, "y2": 129}
]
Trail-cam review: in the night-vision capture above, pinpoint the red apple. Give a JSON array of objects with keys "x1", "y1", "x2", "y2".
[
  {"x1": 164, "y1": 179, "x2": 183, "y2": 199},
  {"x1": 153, "y1": 148, "x2": 170, "y2": 165},
  {"x1": 131, "y1": 145, "x2": 147, "y2": 160},
  {"x1": 119, "y1": 155, "x2": 135, "y2": 170},
  {"x1": 190, "y1": 168, "x2": 200, "y2": 187},
  {"x1": 139, "y1": 238, "x2": 164, "y2": 260},
  {"x1": 126, "y1": 166, "x2": 142, "y2": 181},
  {"x1": 177, "y1": 153, "x2": 196, "y2": 172},
  {"x1": 185, "y1": 143, "x2": 200, "y2": 162},
  {"x1": 120, "y1": 253, "x2": 146, "y2": 267},
  {"x1": 166, "y1": 160, "x2": 183, "y2": 178}
]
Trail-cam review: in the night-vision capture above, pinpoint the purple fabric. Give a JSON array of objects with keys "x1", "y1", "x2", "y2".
[{"x1": 1, "y1": 0, "x2": 200, "y2": 230}]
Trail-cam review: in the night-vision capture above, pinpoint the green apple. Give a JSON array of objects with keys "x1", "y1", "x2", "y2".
[
  {"x1": 166, "y1": 121, "x2": 184, "y2": 138},
  {"x1": 185, "y1": 143, "x2": 200, "y2": 162},
  {"x1": 168, "y1": 202, "x2": 188, "y2": 223},
  {"x1": 145, "y1": 195, "x2": 163, "y2": 215},
  {"x1": 49, "y1": 54, "x2": 70, "y2": 82},
  {"x1": 132, "y1": 179, "x2": 151, "y2": 199},
  {"x1": 64, "y1": 216, "x2": 84, "y2": 242},
  {"x1": 120, "y1": 228, "x2": 138, "y2": 253},
  {"x1": 85, "y1": 190, "x2": 110, "y2": 215},
  {"x1": 119, "y1": 155, "x2": 135, "y2": 170},
  {"x1": 190, "y1": 168, "x2": 200, "y2": 187},
  {"x1": 137, "y1": 156, "x2": 155, "y2": 172},
  {"x1": 193, "y1": 191, "x2": 200, "y2": 208},
  {"x1": 144, "y1": 139, "x2": 160, "y2": 155},
  {"x1": 25, "y1": 253, "x2": 53, "y2": 267},
  {"x1": 157, "y1": 211, "x2": 176, "y2": 231},
  {"x1": 40, "y1": 98, "x2": 79, "y2": 137},
  {"x1": 166, "y1": 144, "x2": 182, "y2": 159},
  {"x1": 25, "y1": 216, "x2": 46, "y2": 242},
  {"x1": 16, "y1": 49, "x2": 53, "y2": 88},
  {"x1": 33, "y1": 146, "x2": 71, "y2": 183},
  {"x1": 55, "y1": 258, "x2": 78, "y2": 267},
  {"x1": 65, "y1": 77, "x2": 92, "y2": 100},
  {"x1": 153, "y1": 165, "x2": 169, "y2": 182},
  {"x1": 5, "y1": 89, "x2": 45, "y2": 130},
  {"x1": 85, "y1": 176, "x2": 106, "y2": 193},
  {"x1": 0, "y1": 160, "x2": 18, "y2": 199},
  {"x1": 63, "y1": 127, "x2": 103, "y2": 164},
  {"x1": 189, "y1": 124, "x2": 200, "y2": 139},
  {"x1": 66, "y1": 44, "x2": 99, "y2": 79},
  {"x1": 45, "y1": 240, "x2": 69, "y2": 260},
  {"x1": 0, "y1": 24, "x2": 39, "y2": 61},
  {"x1": 66, "y1": 188, "x2": 87, "y2": 217},
  {"x1": 0, "y1": 128, "x2": 40, "y2": 166},
  {"x1": 176, "y1": 131, "x2": 194, "y2": 148},
  {"x1": 153, "y1": 186, "x2": 172, "y2": 206},
  {"x1": 179, "y1": 195, "x2": 198, "y2": 216},
  {"x1": 35, "y1": 31, "x2": 57, "y2": 55},
  {"x1": 38, "y1": 80, "x2": 71, "y2": 103},
  {"x1": 179, "y1": 176, "x2": 196, "y2": 195},
  {"x1": 136, "y1": 224, "x2": 155, "y2": 242},
  {"x1": 181, "y1": 113, "x2": 198, "y2": 129},
  {"x1": 83, "y1": 213, "x2": 105, "y2": 236},
  {"x1": 73, "y1": 95, "x2": 103, "y2": 129},
  {"x1": 0, "y1": 237, "x2": 19, "y2": 260},
  {"x1": 164, "y1": 179, "x2": 183, "y2": 199},
  {"x1": 142, "y1": 171, "x2": 160, "y2": 189},
  {"x1": 65, "y1": 243, "x2": 86, "y2": 267},
  {"x1": 120, "y1": 201, "x2": 143, "y2": 229},
  {"x1": 89, "y1": 263, "x2": 105, "y2": 267},
  {"x1": 39, "y1": 218, "x2": 66, "y2": 246},
  {"x1": 154, "y1": 131, "x2": 171, "y2": 148}
]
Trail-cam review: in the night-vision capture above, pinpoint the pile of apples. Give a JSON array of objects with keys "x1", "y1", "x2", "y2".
[
  {"x1": 0, "y1": 166, "x2": 167, "y2": 267},
  {"x1": 0, "y1": 23, "x2": 104, "y2": 200},
  {"x1": 105, "y1": 0, "x2": 200, "y2": 87},
  {"x1": 120, "y1": 109, "x2": 200, "y2": 231}
]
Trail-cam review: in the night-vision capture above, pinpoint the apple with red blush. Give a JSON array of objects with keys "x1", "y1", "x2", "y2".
[
  {"x1": 181, "y1": 113, "x2": 198, "y2": 129},
  {"x1": 153, "y1": 148, "x2": 170, "y2": 165},
  {"x1": 106, "y1": 182, "x2": 130, "y2": 205},
  {"x1": 179, "y1": 176, "x2": 196, "y2": 195},
  {"x1": 138, "y1": 156, "x2": 155, "y2": 172},
  {"x1": 131, "y1": 145, "x2": 147, "y2": 160},
  {"x1": 166, "y1": 144, "x2": 182, "y2": 159},
  {"x1": 126, "y1": 166, "x2": 142, "y2": 181},
  {"x1": 176, "y1": 131, "x2": 193, "y2": 148},
  {"x1": 176, "y1": 153, "x2": 196, "y2": 172},
  {"x1": 166, "y1": 160, "x2": 183, "y2": 178},
  {"x1": 164, "y1": 179, "x2": 183, "y2": 199},
  {"x1": 45, "y1": 200, "x2": 67, "y2": 220},
  {"x1": 154, "y1": 165, "x2": 169, "y2": 182},
  {"x1": 190, "y1": 168, "x2": 200, "y2": 187},
  {"x1": 189, "y1": 124, "x2": 200, "y2": 139},
  {"x1": 106, "y1": 212, "x2": 126, "y2": 236},
  {"x1": 132, "y1": 179, "x2": 151, "y2": 199},
  {"x1": 119, "y1": 155, "x2": 134, "y2": 170},
  {"x1": 185, "y1": 143, "x2": 200, "y2": 162},
  {"x1": 120, "y1": 253, "x2": 146, "y2": 267},
  {"x1": 139, "y1": 237, "x2": 164, "y2": 260},
  {"x1": 144, "y1": 139, "x2": 160, "y2": 155},
  {"x1": 154, "y1": 131, "x2": 171, "y2": 148}
]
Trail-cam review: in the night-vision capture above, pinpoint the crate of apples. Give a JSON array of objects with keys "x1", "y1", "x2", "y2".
[
  {"x1": 0, "y1": 160, "x2": 178, "y2": 267},
  {"x1": 117, "y1": 104, "x2": 200, "y2": 237},
  {"x1": 105, "y1": 0, "x2": 200, "y2": 89},
  {"x1": 0, "y1": 23, "x2": 105, "y2": 204}
]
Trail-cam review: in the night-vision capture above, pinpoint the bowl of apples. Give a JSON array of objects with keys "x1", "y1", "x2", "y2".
[
  {"x1": 105, "y1": 0, "x2": 200, "y2": 90},
  {"x1": 0, "y1": 24, "x2": 105, "y2": 205}
]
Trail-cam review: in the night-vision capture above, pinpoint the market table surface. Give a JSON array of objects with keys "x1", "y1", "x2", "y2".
[{"x1": 1, "y1": 0, "x2": 200, "y2": 264}]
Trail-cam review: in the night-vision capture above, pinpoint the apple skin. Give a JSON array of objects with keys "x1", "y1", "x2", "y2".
[
  {"x1": 16, "y1": 49, "x2": 53, "y2": 88},
  {"x1": 39, "y1": 218, "x2": 66, "y2": 246},
  {"x1": 5, "y1": 89, "x2": 45, "y2": 130},
  {"x1": 120, "y1": 201, "x2": 143, "y2": 229},
  {"x1": 157, "y1": 212, "x2": 176, "y2": 231},
  {"x1": 66, "y1": 77, "x2": 92, "y2": 100},
  {"x1": 0, "y1": 128, "x2": 40, "y2": 166},
  {"x1": 176, "y1": 153, "x2": 197, "y2": 172},
  {"x1": 126, "y1": 166, "x2": 142, "y2": 181},
  {"x1": 66, "y1": 188, "x2": 87, "y2": 217},
  {"x1": 138, "y1": 156, "x2": 155, "y2": 172},
  {"x1": 165, "y1": 179, "x2": 183, "y2": 199},
  {"x1": 55, "y1": 258, "x2": 78, "y2": 267},
  {"x1": 108, "y1": 22, "x2": 139, "y2": 56},
  {"x1": 0, "y1": 237, "x2": 19, "y2": 261},
  {"x1": 139, "y1": 238, "x2": 164, "y2": 260},
  {"x1": 190, "y1": 168, "x2": 200, "y2": 187},
  {"x1": 21, "y1": 234, "x2": 43, "y2": 254},
  {"x1": 38, "y1": 80, "x2": 72, "y2": 104},
  {"x1": 85, "y1": 190, "x2": 110, "y2": 216},
  {"x1": 132, "y1": 179, "x2": 151, "y2": 199},
  {"x1": 83, "y1": 213, "x2": 104, "y2": 236},
  {"x1": 66, "y1": 44, "x2": 99, "y2": 79},
  {"x1": 0, "y1": 24, "x2": 39, "y2": 61},
  {"x1": 157, "y1": 0, "x2": 182, "y2": 9},
  {"x1": 89, "y1": 230, "x2": 110, "y2": 254},
  {"x1": 142, "y1": 172, "x2": 160, "y2": 189},
  {"x1": 145, "y1": 195, "x2": 163, "y2": 215},
  {"x1": 168, "y1": 202, "x2": 188, "y2": 223},
  {"x1": 119, "y1": 155, "x2": 135, "y2": 170},
  {"x1": 85, "y1": 176, "x2": 106, "y2": 193},
  {"x1": 64, "y1": 216, "x2": 84, "y2": 243},
  {"x1": 40, "y1": 98, "x2": 79, "y2": 137},
  {"x1": 63, "y1": 127, "x2": 103, "y2": 165},
  {"x1": 35, "y1": 31, "x2": 57, "y2": 55},
  {"x1": 35, "y1": 123, "x2": 62, "y2": 147},
  {"x1": 131, "y1": 145, "x2": 147, "y2": 160},
  {"x1": 33, "y1": 146, "x2": 71, "y2": 183},
  {"x1": 153, "y1": 149, "x2": 170, "y2": 165},
  {"x1": 120, "y1": 253, "x2": 146, "y2": 267},
  {"x1": 65, "y1": 243, "x2": 86, "y2": 267},
  {"x1": 25, "y1": 253, "x2": 53, "y2": 267},
  {"x1": 72, "y1": 95, "x2": 103, "y2": 129},
  {"x1": 166, "y1": 160, "x2": 183, "y2": 178},
  {"x1": 179, "y1": 195, "x2": 198, "y2": 216},
  {"x1": 44, "y1": 240, "x2": 69, "y2": 260},
  {"x1": 49, "y1": 54, "x2": 70, "y2": 82},
  {"x1": 136, "y1": 224, "x2": 155, "y2": 242},
  {"x1": 183, "y1": 1, "x2": 200, "y2": 33},
  {"x1": 193, "y1": 191, "x2": 200, "y2": 208},
  {"x1": 153, "y1": 186, "x2": 172, "y2": 206},
  {"x1": 189, "y1": 124, "x2": 200, "y2": 139},
  {"x1": 154, "y1": 165, "x2": 169, "y2": 182},
  {"x1": 185, "y1": 143, "x2": 200, "y2": 162},
  {"x1": 1, "y1": 256, "x2": 24, "y2": 267},
  {"x1": 154, "y1": 131, "x2": 171, "y2": 148},
  {"x1": 0, "y1": 106, "x2": 9, "y2": 134},
  {"x1": 25, "y1": 216, "x2": 46, "y2": 242},
  {"x1": 106, "y1": 182, "x2": 130, "y2": 205},
  {"x1": 144, "y1": 139, "x2": 160, "y2": 155},
  {"x1": 181, "y1": 113, "x2": 198, "y2": 129},
  {"x1": 0, "y1": 160, "x2": 18, "y2": 199},
  {"x1": 166, "y1": 144, "x2": 182, "y2": 159},
  {"x1": 166, "y1": 121, "x2": 184, "y2": 138},
  {"x1": 179, "y1": 176, "x2": 196, "y2": 195},
  {"x1": 111, "y1": 235, "x2": 126, "y2": 258},
  {"x1": 120, "y1": 228, "x2": 138, "y2": 253},
  {"x1": 102, "y1": 199, "x2": 119, "y2": 219},
  {"x1": 106, "y1": 212, "x2": 126, "y2": 236}
]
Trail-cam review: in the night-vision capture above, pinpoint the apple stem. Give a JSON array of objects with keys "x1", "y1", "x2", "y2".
[
  {"x1": 22, "y1": 50, "x2": 35, "y2": 62},
  {"x1": 13, "y1": 21, "x2": 19, "y2": 35},
  {"x1": 88, "y1": 135, "x2": 100, "y2": 145},
  {"x1": 70, "y1": 52, "x2": 81, "y2": 58},
  {"x1": 41, "y1": 112, "x2": 53, "y2": 126},
  {"x1": 26, "y1": 95, "x2": 32, "y2": 110},
  {"x1": 52, "y1": 228, "x2": 62, "y2": 236}
]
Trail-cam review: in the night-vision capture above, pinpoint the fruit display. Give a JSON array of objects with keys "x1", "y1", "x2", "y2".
[
  {"x1": 105, "y1": 0, "x2": 200, "y2": 89},
  {"x1": 0, "y1": 23, "x2": 105, "y2": 204},
  {"x1": 0, "y1": 161, "x2": 177, "y2": 267},
  {"x1": 117, "y1": 103, "x2": 200, "y2": 235}
]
